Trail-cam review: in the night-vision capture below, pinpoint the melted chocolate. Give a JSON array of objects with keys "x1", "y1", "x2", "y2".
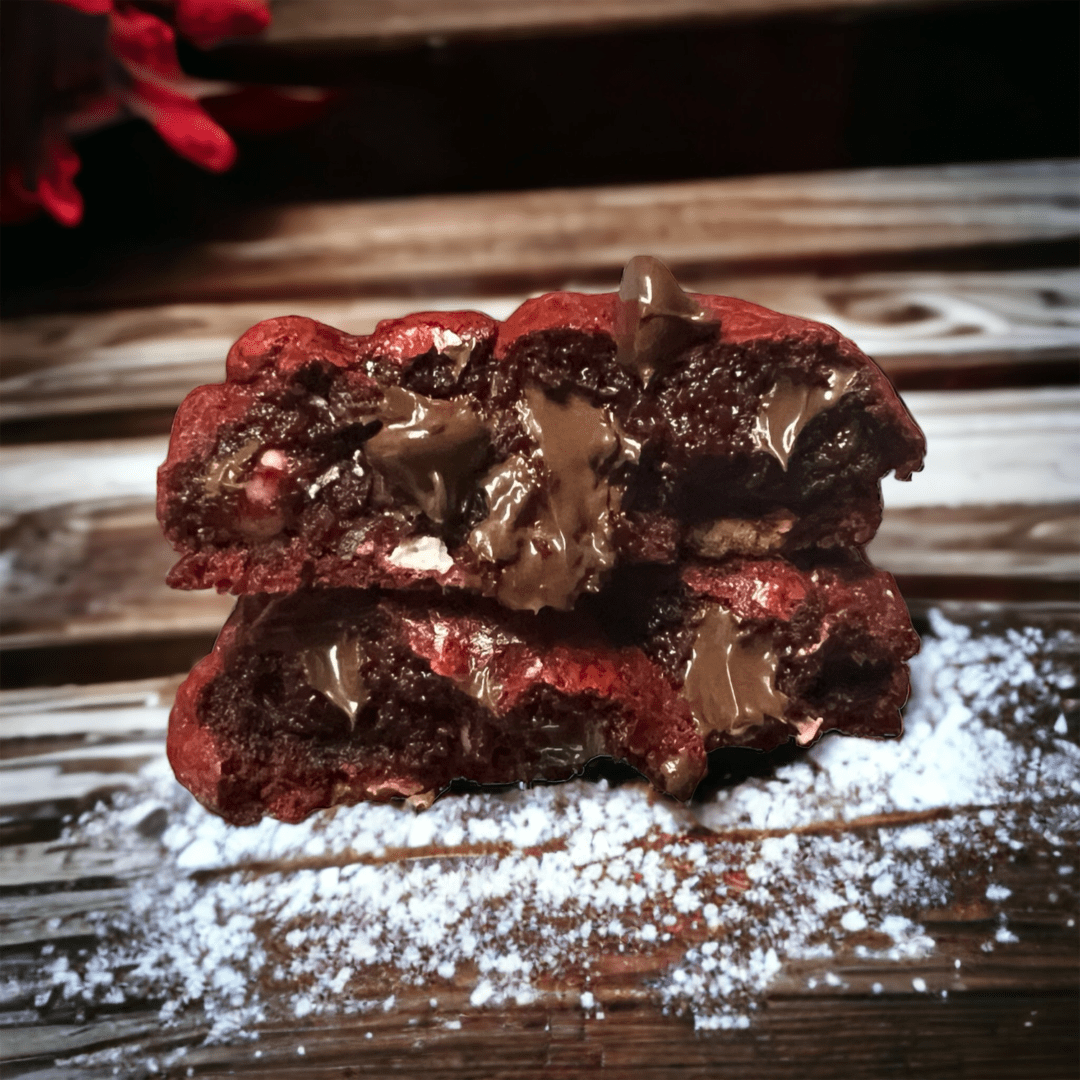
[
  {"x1": 751, "y1": 369, "x2": 857, "y2": 469},
  {"x1": 681, "y1": 606, "x2": 789, "y2": 740},
  {"x1": 615, "y1": 255, "x2": 716, "y2": 382},
  {"x1": 364, "y1": 386, "x2": 489, "y2": 524},
  {"x1": 300, "y1": 633, "x2": 370, "y2": 721},
  {"x1": 467, "y1": 387, "x2": 637, "y2": 612}
]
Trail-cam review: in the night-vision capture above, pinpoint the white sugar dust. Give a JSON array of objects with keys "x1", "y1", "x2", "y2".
[{"x1": 41, "y1": 610, "x2": 1080, "y2": 1061}]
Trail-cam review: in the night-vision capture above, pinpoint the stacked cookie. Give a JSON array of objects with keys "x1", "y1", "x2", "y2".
[{"x1": 158, "y1": 258, "x2": 923, "y2": 824}]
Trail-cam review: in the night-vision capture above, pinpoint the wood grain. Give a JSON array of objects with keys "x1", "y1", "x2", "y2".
[
  {"x1": 3, "y1": 995, "x2": 1077, "y2": 1078},
  {"x1": 0, "y1": 144, "x2": 1076, "y2": 1075},
  {"x1": 1, "y1": 498, "x2": 1076, "y2": 652},
  {"x1": 868, "y1": 502, "x2": 1080, "y2": 580},
  {"x1": 2, "y1": 268, "x2": 1076, "y2": 427},
  {"x1": 48, "y1": 160, "x2": 1079, "y2": 309},
  {"x1": 262, "y1": 0, "x2": 1007, "y2": 49},
  {"x1": 0, "y1": 497, "x2": 232, "y2": 649}
]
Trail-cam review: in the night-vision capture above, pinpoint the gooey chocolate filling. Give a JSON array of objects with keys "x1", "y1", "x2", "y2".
[
  {"x1": 467, "y1": 386, "x2": 639, "y2": 612},
  {"x1": 200, "y1": 555, "x2": 904, "y2": 775},
  {"x1": 199, "y1": 587, "x2": 694, "y2": 815},
  {"x1": 190, "y1": 556, "x2": 913, "y2": 825},
  {"x1": 363, "y1": 386, "x2": 489, "y2": 526},
  {"x1": 681, "y1": 607, "x2": 790, "y2": 740}
]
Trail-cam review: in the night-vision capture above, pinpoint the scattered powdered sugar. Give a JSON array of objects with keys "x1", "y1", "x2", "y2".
[
  {"x1": 36, "y1": 610, "x2": 1080, "y2": 1055},
  {"x1": 696, "y1": 610, "x2": 1080, "y2": 834}
]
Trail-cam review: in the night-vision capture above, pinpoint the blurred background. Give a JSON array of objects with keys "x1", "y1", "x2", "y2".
[{"x1": 3, "y1": 0, "x2": 1078, "y2": 309}]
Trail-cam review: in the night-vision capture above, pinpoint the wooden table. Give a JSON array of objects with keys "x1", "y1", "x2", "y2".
[{"x1": 1, "y1": 12, "x2": 1077, "y2": 1067}]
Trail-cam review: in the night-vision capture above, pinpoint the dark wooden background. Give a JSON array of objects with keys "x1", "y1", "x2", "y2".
[{"x1": 1, "y1": 0, "x2": 1077, "y2": 1076}]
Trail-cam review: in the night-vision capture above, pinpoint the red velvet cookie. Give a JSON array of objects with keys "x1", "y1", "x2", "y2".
[
  {"x1": 168, "y1": 558, "x2": 917, "y2": 825},
  {"x1": 158, "y1": 258, "x2": 924, "y2": 611},
  {"x1": 162, "y1": 258, "x2": 924, "y2": 820}
]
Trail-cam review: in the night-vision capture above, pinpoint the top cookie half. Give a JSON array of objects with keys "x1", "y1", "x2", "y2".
[{"x1": 158, "y1": 257, "x2": 925, "y2": 611}]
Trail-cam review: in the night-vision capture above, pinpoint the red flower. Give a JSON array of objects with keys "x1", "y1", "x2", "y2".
[
  {"x1": 30, "y1": 136, "x2": 85, "y2": 226},
  {"x1": 130, "y1": 80, "x2": 237, "y2": 172},
  {"x1": 108, "y1": 4, "x2": 185, "y2": 81},
  {"x1": 1, "y1": 137, "x2": 84, "y2": 227},
  {"x1": 2, "y1": 0, "x2": 271, "y2": 227}
]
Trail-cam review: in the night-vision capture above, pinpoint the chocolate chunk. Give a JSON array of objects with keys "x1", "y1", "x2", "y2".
[
  {"x1": 468, "y1": 387, "x2": 638, "y2": 612},
  {"x1": 750, "y1": 369, "x2": 858, "y2": 469},
  {"x1": 614, "y1": 255, "x2": 717, "y2": 382},
  {"x1": 364, "y1": 386, "x2": 489, "y2": 525},
  {"x1": 681, "y1": 606, "x2": 790, "y2": 740},
  {"x1": 300, "y1": 632, "x2": 370, "y2": 722}
]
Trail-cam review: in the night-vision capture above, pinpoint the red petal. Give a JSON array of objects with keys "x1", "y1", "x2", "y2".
[
  {"x1": 131, "y1": 81, "x2": 237, "y2": 172},
  {"x1": 175, "y1": 0, "x2": 270, "y2": 48},
  {"x1": 36, "y1": 139, "x2": 84, "y2": 227},
  {"x1": 109, "y1": 4, "x2": 183, "y2": 79},
  {"x1": 51, "y1": 0, "x2": 113, "y2": 13},
  {"x1": 1, "y1": 167, "x2": 42, "y2": 225}
]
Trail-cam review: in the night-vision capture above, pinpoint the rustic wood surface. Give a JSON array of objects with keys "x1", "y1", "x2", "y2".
[
  {"x1": 39, "y1": 160, "x2": 1079, "y2": 309},
  {"x1": 3, "y1": 267, "x2": 1077, "y2": 426},
  {"x1": 261, "y1": 0, "x2": 1006, "y2": 49},
  {"x1": 2, "y1": 152, "x2": 1078, "y2": 1077}
]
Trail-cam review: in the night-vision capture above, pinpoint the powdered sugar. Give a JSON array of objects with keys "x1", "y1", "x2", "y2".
[{"x1": 34, "y1": 609, "x2": 1080, "y2": 1059}]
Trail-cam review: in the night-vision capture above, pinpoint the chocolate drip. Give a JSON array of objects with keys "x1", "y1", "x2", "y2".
[
  {"x1": 751, "y1": 369, "x2": 857, "y2": 469},
  {"x1": 365, "y1": 386, "x2": 489, "y2": 524},
  {"x1": 615, "y1": 255, "x2": 716, "y2": 382},
  {"x1": 468, "y1": 387, "x2": 638, "y2": 612},
  {"x1": 300, "y1": 631, "x2": 370, "y2": 722},
  {"x1": 682, "y1": 605, "x2": 789, "y2": 740}
]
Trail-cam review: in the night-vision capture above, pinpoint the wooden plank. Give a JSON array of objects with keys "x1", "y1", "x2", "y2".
[
  {"x1": 868, "y1": 502, "x2": 1080, "y2": 580},
  {"x1": 49, "y1": 160, "x2": 1080, "y2": 309},
  {"x1": 0, "y1": 839, "x2": 161, "y2": 889},
  {"x1": 0, "y1": 604, "x2": 1075, "y2": 1076},
  {"x1": 0, "y1": 496, "x2": 233, "y2": 648},
  {"x1": 1, "y1": 498, "x2": 1076, "y2": 653},
  {"x1": 883, "y1": 387, "x2": 1080, "y2": 509},
  {"x1": 0, "y1": 439, "x2": 167, "y2": 522},
  {"x1": 4, "y1": 996, "x2": 1078, "y2": 1078},
  {"x1": 0, "y1": 675, "x2": 181, "y2": 737},
  {"x1": 2, "y1": 268, "x2": 1076, "y2": 427},
  {"x1": 1, "y1": 388, "x2": 1076, "y2": 650},
  {"x1": 262, "y1": 0, "x2": 1004, "y2": 49},
  {"x1": 0, "y1": 679, "x2": 180, "y2": 844}
]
